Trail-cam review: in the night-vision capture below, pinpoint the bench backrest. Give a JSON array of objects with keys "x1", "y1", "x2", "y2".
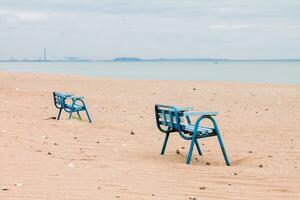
[
  {"x1": 155, "y1": 104, "x2": 191, "y2": 133},
  {"x1": 53, "y1": 92, "x2": 68, "y2": 109}
]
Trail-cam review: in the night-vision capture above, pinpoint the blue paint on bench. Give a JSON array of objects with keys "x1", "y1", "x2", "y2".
[
  {"x1": 155, "y1": 104, "x2": 230, "y2": 166},
  {"x1": 53, "y1": 92, "x2": 92, "y2": 123}
]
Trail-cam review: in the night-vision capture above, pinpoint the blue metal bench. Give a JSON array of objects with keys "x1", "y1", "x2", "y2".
[
  {"x1": 53, "y1": 92, "x2": 92, "y2": 123},
  {"x1": 155, "y1": 104, "x2": 230, "y2": 165}
]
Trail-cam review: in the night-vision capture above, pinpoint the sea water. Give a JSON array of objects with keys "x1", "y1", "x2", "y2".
[{"x1": 0, "y1": 61, "x2": 299, "y2": 84}]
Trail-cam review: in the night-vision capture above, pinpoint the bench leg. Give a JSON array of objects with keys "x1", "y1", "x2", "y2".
[
  {"x1": 161, "y1": 133, "x2": 170, "y2": 155},
  {"x1": 57, "y1": 108, "x2": 62, "y2": 120},
  {"x1": 85, "y1": 109, "x2": 92, "y2": 123},
  {"x1": 195, "y1": 139, "x2": 203, "y2": 156},
  {"x1": 68, "y1": 112, "x2": 72, "y2": 119},
  {"x1": 77, "y1": 111, "x2": 82, "y2": 120},
  {"x1": 186, "y1": 137, "x2": 196, "y2": 164},
  {"x1": 216, "y1": 129, "x2": 230, "y2": 166}
]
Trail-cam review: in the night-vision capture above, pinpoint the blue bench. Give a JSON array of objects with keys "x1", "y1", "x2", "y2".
[
  {"x1": 53, "y1": 92, "x2": 92, "y2": 123},
  {"x1": 155, "y1": 104, "x2": 230, "y2": 165}
]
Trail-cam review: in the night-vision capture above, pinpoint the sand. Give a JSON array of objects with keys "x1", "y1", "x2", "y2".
[{"x1": 0, "y1": 71, "x2": 299, "y2": 200}]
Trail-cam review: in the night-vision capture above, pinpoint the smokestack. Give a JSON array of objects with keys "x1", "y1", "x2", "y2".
[{"x1": 44, "y1": 48, "x2": 47, "y2": 61}]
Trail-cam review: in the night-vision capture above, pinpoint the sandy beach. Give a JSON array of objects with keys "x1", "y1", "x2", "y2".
[{"x1": 0, "y1": 71, "x2": 299, "y2": 200}]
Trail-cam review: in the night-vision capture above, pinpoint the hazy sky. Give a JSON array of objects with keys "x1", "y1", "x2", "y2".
[{"x1": 0, "y1": 0, "x2": 299, "y2": 60}]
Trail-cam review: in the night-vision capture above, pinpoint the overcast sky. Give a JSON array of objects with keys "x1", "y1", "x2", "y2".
[{"x1": 0, "y1": 0, "x2": 299, "y2": 60}]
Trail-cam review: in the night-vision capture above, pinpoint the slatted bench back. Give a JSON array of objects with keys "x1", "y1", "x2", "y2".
[
  {"x1": 53, "y1": 92, "x2": 67, "y2": 109},
  {"x1": 155, "y1": 105, "x2": 186, "y2": 133}
]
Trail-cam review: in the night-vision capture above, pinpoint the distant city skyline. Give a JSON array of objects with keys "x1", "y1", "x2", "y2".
[{"x1": 0, "y1": 1, "x2": 300, "y2": 60}]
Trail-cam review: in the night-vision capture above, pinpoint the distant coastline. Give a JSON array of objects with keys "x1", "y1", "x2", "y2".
[{"x1": 0, "y1": 57, "x2": 300, "y2": 62}]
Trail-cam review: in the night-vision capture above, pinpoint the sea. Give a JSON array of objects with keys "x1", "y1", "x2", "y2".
[{"x1": 0, "y1": 61, "x2": 299, "y2": 84}]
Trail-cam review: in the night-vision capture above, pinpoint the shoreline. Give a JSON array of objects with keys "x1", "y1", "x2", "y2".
[{"x1": 0, "y1": 70, "x2": 299, "y2": 86}]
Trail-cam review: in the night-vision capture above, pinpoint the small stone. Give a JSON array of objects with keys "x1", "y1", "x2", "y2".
[
  {"x1": 176, "y1": 149, "x2": 180, "y2": 154},
  {"x1": 193, "y1": 88, "x2": 197, "y2": 90},
  {"x1": 54, "y1": 143, "x2": 58, "y2": 145},
  {"x1": 14, "y1": 183, "x2": 22, "y2": 187},
  {"x1": 97, "y1": 141, "x2": 100, "y2": 144},
  {"x1": 259, "y1": 164, "x2": 263, "y2": 168},
  {"x1": 45, "y1": 117, "x2": 56, "y2": 120},
  {"x1": 206, "y1": 162, "x2": 210, "y2": 166},
  {"x1": 68, "y1": 162, "x2": 75, "y2": 167},
  {"x1": 189, "y1": 197, "x2": 197, "y2": 200},
  {"x1": 47, "y1": 152, "x2": 52, "y2": 156},
  {"x1": 268, "y1": 155, "x2": 272, "y2": 158},
  {"x1": 199, "y1": 186, "x2": 206, "y2": 190},
  {"x1": 230, "y1": 172, "x2": 238, "y2": 176},
  {"x1": 1, "y1": 186, "x2": 8, "y2": 191},
  {"x1": 130, "y1": 131, "x2": 135, "y2": 135},
  {"x1": 181, "y1": 146, "x2": 185, "y2": 149},
  {"x1": 151, "y1": 194, "x2": 155, "y2": 196},
  {"x1": 248, "y1": 150, "x2": 253, "y2": 153},
  {"x1": 228, "y1": 183, "x2": 232, "y2": 186},
  {"x1": 74, "y1": 137, "x2": 77, "y2": 139}
]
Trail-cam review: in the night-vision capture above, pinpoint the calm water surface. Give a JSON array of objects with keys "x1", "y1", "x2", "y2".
[{"x1": 0, "y1": 61, "x2": 299, "y2": 83}]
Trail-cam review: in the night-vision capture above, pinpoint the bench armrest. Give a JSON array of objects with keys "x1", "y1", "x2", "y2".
[
  {"x1": 175, "y1": 106, "x2": 193, "y2": 112},
  {"x1": 184, "y1": 111, "x2": 218, "y2": 117},
  {"x1": 71, "y1": 96, "x2": 84, "y2": 100}
]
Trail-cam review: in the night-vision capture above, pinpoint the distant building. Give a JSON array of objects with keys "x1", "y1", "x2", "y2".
[{"x1": 44, "y1": 48, "x2": 47, "y2": 61}]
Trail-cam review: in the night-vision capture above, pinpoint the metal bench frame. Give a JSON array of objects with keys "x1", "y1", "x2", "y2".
[
  {"x1": 53, "y1": 92, "x2": 92, "y2": 123},
  {"x1": 155, "y1": 104, "x2": 230, "y2": 165}
]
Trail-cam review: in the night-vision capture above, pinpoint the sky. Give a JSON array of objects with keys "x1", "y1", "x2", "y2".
[{"x1": 0, "y1": 0, "x2": 299, "y2": 60}]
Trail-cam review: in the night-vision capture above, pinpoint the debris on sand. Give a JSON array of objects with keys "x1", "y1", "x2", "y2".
[
  {"x1": 130, "y1": 131, "x2": 135, "y2": 135},
  {"x1": 1, "y1": 186, "x2": 9, "y2": 191},
  {"x1": 68, "y1": 162, "x2": 75, "y2": 167},
  {"x1": 230, "y1": 172, "x2": 238, "y2": 176},
  {"x1": 199, "y1": 186, "x2": 206, "y2": 190},
  {"x1": 176, "y1": 149, "x2": 180, "y2": 154},
  {"x1": 45, "y1": 117, "x2": 56, "y2": 120},
  {"x1": 259, "y1": 164, "x2": 263, "y2": 168},
  {"x1": 14, "y1": 183, "x2": 22, "y2": 187}
]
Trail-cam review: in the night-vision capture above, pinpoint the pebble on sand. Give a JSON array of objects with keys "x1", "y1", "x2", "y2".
[
  {"x1": 68, "y1": 162, "x2": 75, "y2": 167},
  {"x1": 1, "y1": 186, "x2": 9, "y2": 191}
]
